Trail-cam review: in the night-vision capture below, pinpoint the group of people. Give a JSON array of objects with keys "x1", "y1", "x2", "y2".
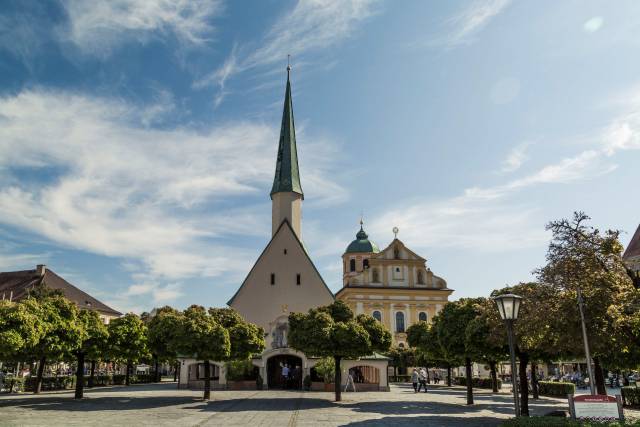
[
  {"x1": 280, "y1": 363, "x2": 300, "y2": 389},
  {"x1": 411, "y1": 368, "x2": 429, "y2": 393}
]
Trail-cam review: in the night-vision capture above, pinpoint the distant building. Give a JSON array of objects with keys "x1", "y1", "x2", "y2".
[
  {"x1": 0, "y1": 264, "x2": 121, "y2": 323},
  {"x1": 336, "y1": 223, "x2": 454, "y2": 348},
  {"x1": 623, "y1": 224, "x2": 640, "y2": 288}
]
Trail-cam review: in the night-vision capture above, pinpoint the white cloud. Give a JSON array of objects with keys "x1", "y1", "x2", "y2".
[
  {"x1": 0, "y1": 89, "x2": 346, "y2": 280},
  {"x1": 197, "y1": 0, "x2": 378, "y2": 98},
  {"x1": 500, "y1": 142, "x2": 529, "y2": 173},
  {"x1": 434, "y1": 0, "x2": 511, "y2": 48},
  {"x1": 59, "y1": 0, "x2": 223, "y2": 55},
  {"x1": 583, "y1": 16, "x2": 604, "y2": 33}
]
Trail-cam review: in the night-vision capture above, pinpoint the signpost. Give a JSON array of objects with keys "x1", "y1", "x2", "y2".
[{"x1": 568, "y1": 395, "x2": 625, "y2": 422}]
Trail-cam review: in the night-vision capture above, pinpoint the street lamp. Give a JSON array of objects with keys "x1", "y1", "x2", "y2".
[{"x1": 494, "y1": 293, "x2": 523, "y2": 418}]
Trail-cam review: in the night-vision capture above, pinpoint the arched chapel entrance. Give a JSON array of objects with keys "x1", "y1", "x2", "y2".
[{"x1": 267, "y1": 355, "x2": 303, "y2": 389}]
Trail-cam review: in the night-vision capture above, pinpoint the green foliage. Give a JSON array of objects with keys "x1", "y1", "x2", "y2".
[
  {"x1": 208, "y1": 307, "x2": 265, "y2": 361},
  {"x1": 0, "y1": 300, "x2": 44, "y2": 361},
  {"x1": 464, "y1": 298, "x2": 507, "y2": 364},
  {"x1": 107, "y1": 313, "x2": 149, "y2": 364},
  {"x1": 226, "y1": 359, "x2": 257, "y2": 381},
  {"x1": 173, "y1": 305, "x2": 230, "y2": 362},
  {"x1": 500, "y1": 417, "x2": 639, "y2": 426},
  {"x1": 314, "y1": 357, "x2": 335, "y2": 383},
  {"x1": 147, "y1": 306, "x2": 181, "y2": 362},
  {"x1": 621, "y1": 386, "x2": 640, "y2": 407},
  {"x1": 303, "y1": 375, "x2": 311, "y2": 390},
  {"x1": 77, "y1": 309, "x2": 109, "y2": 361},
  {"x1": 537, "y1": 381, "x2": 575, "y2": 396},
  {"x1": 453, "y1": 376, "x2": 502, "y2": 389}
]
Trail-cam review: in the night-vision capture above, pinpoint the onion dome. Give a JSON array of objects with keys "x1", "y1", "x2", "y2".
[{"x1": 345, "y1": 221, "x2": 380, "y2": 254}]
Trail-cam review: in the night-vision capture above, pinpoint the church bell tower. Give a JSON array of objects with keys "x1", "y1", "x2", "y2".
[{"x1": 271, "y1": 64, "x2": 304, "y2": 239}]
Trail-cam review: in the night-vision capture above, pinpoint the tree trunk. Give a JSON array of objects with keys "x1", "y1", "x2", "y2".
[
  {"x1": 426, "y1": 369, "x2": 431, "y2": 384},
  {"x1": 75, "y1": 352, "x2": 85, "y2": 399},
  {"x1": 35, "y1": 356, "x2": 46, "y2": 394},
  {"x1": 125, "y1": 360, "x2": 132, "y2": 386},
  {"x1": 593, "y1": 357, "x2": 606, "y2": 395},
  {"x1": 88, "y1": 361, "x2": 96, "y2": 388},
  {"x1": 174, "y1": 362, "x2": 179, "y2": 382},
  {"x1": 465, "y1": 357, "x2": 473, "y2": 405},
  {"x1": 154, "y1": 355, "x2": 160, "y2": 383},
  {"x1": 531, "y1": 362, "x2": 539, "y2": 399},
  {"x1": 623, "y1": 371, "x2": 630, "y2": 386},
  {"x1": 490, "y1": 361, "x2": 498, "y2": 393},
  {"x1": 334, "y1": 356, "x2": 342, "y2": 402},
  {"x1": 519, "y1": 353, "x2": 529, "y2": 417},
  {"x1": 446, "y1": 364, "x2": 452, "y2": 387},
  {"x1": 203, "y1": 360, "x2": 211, "y2": 400}
]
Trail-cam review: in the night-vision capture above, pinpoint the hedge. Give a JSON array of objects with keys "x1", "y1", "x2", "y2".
[
  {"x1": 454, "y1": 376, "x2": 502, "y2": 389},
  {"x1": 501, "y1": 417, "x2": 640, "y2": 426},
  {"x1": 1, "y1": 374, "x2": 156, "y2": 393},
  {"x1": 389, "y1": 375, "x2": 412, "y2": 383},
  {"x1": 538, "y1": 381, "x2": 575, "y2": 397},
  {"x1": 621, "y1": 386, "x2": 640, "y2": 407}
]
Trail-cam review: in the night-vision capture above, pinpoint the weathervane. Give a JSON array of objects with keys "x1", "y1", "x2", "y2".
[
  {"x1": 393, "y1": 226, "x2": 399, "y2": 239},
  {"x1": 287, "y1": 54, "x2": 291, "y2": 72}
]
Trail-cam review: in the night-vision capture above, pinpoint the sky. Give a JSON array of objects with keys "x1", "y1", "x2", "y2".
[{"x1": 1, "y1": 0, "x2": 639, "y2": 314}]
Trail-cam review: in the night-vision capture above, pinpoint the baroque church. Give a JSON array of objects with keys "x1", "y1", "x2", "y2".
[{"x1": 178, "y1": 66, "x2": 451, "y2": 391}]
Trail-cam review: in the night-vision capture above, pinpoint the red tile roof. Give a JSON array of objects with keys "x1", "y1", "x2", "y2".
[
  {"x1": 623, "y1": 225, "x2": 640, "y2": 260},
  {"x1": 0, "y1": 267, "x2": 121, "y2": 316}
]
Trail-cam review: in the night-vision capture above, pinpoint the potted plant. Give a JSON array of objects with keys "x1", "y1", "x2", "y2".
[{"x1": 315, "y1": 357, "x2": 335, "y2": 392}]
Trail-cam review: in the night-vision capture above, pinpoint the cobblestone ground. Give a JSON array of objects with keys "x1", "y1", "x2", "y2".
[{"x1": 0, "y1": 382, "x2": 637, "y2": 427}]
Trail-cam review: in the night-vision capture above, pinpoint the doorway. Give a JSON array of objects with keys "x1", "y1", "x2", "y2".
[{"x1": 267, "y1": 355, "x2": 303, "y2": 389}]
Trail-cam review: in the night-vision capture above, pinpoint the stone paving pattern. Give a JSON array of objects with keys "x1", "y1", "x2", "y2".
[{"x1": 0, "y1": 382, "x2": 637, "y2": 426}]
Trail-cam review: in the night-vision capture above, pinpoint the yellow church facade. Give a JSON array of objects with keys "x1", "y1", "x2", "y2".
[{"x1": 335, "y1": 223, "x2": 453, "y2": 348}]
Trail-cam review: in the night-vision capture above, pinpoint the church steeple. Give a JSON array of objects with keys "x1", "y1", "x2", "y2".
[
  {"x1": 270, "y1": 64, "x2": 303, "y2": 199},
  {"x1": 271, "y1": 63, "x2": 304, "y2": 238}
]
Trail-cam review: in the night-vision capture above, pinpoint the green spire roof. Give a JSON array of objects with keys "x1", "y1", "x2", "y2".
[{"x1": 270, "y1": 66, "x2": 304, "y2": 199}]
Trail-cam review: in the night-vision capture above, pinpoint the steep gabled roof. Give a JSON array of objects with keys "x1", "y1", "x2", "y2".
[
  {"x1": 270, "y1": 67, "x2": 303, "y2": 199},
  {"x1": 0, "y1": 268, "x2": 121, "y2": 316},
  {"x1": 227, "y1": 219, "x2": 333, "y2": 306},
  {"x1": 374, "y1": 238, "x2": 426, "y2": 262},
  {"x1": 623, "y1": 224, "x2": 640, "y2": 260}
]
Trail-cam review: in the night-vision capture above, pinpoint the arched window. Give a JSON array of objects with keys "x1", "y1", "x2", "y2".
[
  {"x1": 398, "y1": 342, "x2": 405, "y2": 348},
  {"x1": 394, "y1": 247, "x2": 400, "y2": 259},
  {"x1": 349, "y1": 259, "x2": 356, "y2": 272},
  {"x1": 363, "y1": 259, "x2": 369, "y2": 269},
  {"x1": 372, "y1": 310, "x2": 382, "y2": 322},
  {"x1": 419, "y1": 312, "x2": 427, "y2": 322},
  {"x1": 417, "y1": 270, "x2": 424, "y2": 284},
  {"x1": 372, "y1": 268, "x2": 379, "y2": 282},
  {"x1": 395, "y1": 312, "x2": 405, "y2": 333}
]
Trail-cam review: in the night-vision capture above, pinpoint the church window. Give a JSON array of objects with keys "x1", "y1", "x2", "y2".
[
  {"x1": 284, "y1": 249, "x2": 287, "y2": 255},
  {"x1": 395, "y1": 312, "x2": 405, "y2": 333},
  {"x1": 296, "y1": 274, "x2": 301, "y2": 285},
  {"x1": 417, "y1": 271, "x2": 424, "y2": 284},
  {"x1": 372, "y1": 268, "x2": 379, "y2": 282},
  {"x1": 350, "y1": 259, "x2": 356, "y2": 272},
  {"x1": 419, "y1": 312, "x2": 427, "y2": 322},
  {"x1": 363, "y1": 259, "x2": 369, "y2": 269},
  {"x1": 372, "y1": 310, "x2": 382, "y2": 322},
  {"x1": 398, "y1": 342, "x2": 405, "y2": 348},
  {"x1": 394, "y1": 247, "x2": 400, "y2": 259},
  {"x1": 270, "y1": 273, "x2": 275, "y2": 285}
]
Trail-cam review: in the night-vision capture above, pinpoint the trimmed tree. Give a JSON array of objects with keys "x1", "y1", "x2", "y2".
[
  {"x1": 0, "y1": 300, "x2": 45, "y2": 364},
  {"x1": 147, "y1": 306, "x2": 182, "y2": 382},
  {"x1": 173, "y1": 306, "x2": 230, "y2": 400},
  {"x1": 108, "y1": 313, "x2": 149, "y2": 386},
  {"x1": 74, "y1": 309, "x2": 108, "y2": 398},
  {"x1": 21, "y1": 290, "x2": 84, "y2": 394},
  {"x1": 288, "y1": 300, "x2": 392, "y2": 402},
  {"x1": 432, "y1": 299, "x2": 482, "y2": 405},
  {"x1": 407, "y1": 319, "x2": 457, "y2": 386}
]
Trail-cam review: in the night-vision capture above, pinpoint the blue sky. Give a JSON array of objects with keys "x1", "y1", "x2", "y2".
[{"x1": 1, "y1": 0, "x2": 639, "y2": 313}]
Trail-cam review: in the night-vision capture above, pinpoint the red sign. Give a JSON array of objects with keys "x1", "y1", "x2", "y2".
[
  {"x1": 570, "y1": 394, "x2": 623, "y2": 421},
  {"x1": 573, "y1": 395, "x2": 617, "y2": 403}
]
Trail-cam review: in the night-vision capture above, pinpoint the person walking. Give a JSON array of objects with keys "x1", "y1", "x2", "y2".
[
  {"x1": 419, "y1": 368, "x2": 428, "y2": 393},
  {"x1": 411, "y1": 369, "x2": 419, "y2": 393}
]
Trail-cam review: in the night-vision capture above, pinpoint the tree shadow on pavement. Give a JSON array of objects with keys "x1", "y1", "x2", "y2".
[
  {"x1": 344, "y1": 415, "x2": 505, "y2": 427},
  {"x1": 0, "y1": 396, "x2": 200, "y2": 411}
]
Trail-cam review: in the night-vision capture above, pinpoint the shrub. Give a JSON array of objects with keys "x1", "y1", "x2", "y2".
[
  {"x1": 1, "y1": 377, "x2": 25, "y2": 393},
  {"x1": 314, "y1": 357, "x2": 335, "y2": 384},
  {"x1": 621, "y1": 386, "x2": 640, "y2": 407},
  {"x1": 538, "y1": 381, "x2": 575, "y2": 397},
  {"x1": 256, "y1": 374, "x2": 263, "y2": 390},
  {"x1": 24, "y1": 376, "x2": 74, "y2": 391},
  {"x1": 112, "y1": 374, "x2": 127, "y2": 385},
  {"x1": 501, "y1": 417, "x2": 640, "y2": 426},
  {"x1": 453, "y1": 376, "x2": 502, "y2": 389},
  {"x1": 389, "y1": 375, "x2": 412, "y2": 383},
  {"x1": 227, "y1": 360, "x2": 258, "y2": 381}
]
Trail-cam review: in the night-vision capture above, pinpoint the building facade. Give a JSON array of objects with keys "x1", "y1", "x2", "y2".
[
  {"x1": 335, "y1": 223, "x2": 453, "y2": 347},
  {"x1": 178, "y1": 67, "x2": 390, "y2": 391},
  {"x1": 623, "y1": 224, "x2": 640, "y2": 289}
]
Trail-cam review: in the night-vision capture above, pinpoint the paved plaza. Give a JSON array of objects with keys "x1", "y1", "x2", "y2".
[{"x1": 0, "y1": 382, "x2": 612, "y2": 427}]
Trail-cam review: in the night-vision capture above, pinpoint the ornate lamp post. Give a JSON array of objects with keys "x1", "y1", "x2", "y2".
[{"x1": 494, "y1": 293, "x2": 523, "y2": 417}]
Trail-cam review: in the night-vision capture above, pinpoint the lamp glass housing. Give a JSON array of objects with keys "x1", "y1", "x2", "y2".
[{"x1": 494, "y1": 294, "x2": 522, "y2": 321}]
